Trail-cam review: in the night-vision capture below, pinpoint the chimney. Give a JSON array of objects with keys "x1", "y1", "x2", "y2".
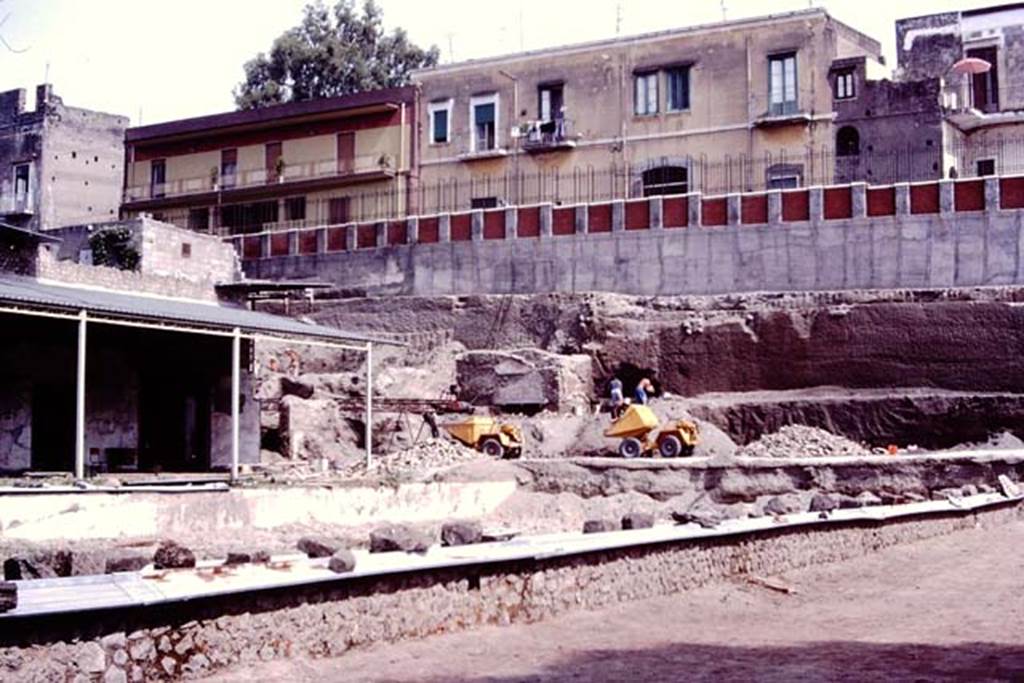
[{"x1": 35, "y1": 83, "x2": 53, "y2": 113}]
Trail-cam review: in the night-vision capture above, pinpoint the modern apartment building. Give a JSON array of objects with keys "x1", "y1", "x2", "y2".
[
  {"x1": 121, "y1": 87, "x2": 416, "y2": 234},
  {"x1": 412, "y1": 8, "x2": 882, "y2": 211},
  {"x1": 897, "y1": 3, "x2": 1024, "y2": 177},
  {"x1": 0, "y1": 84, "x2": 128, "y2": 231}
]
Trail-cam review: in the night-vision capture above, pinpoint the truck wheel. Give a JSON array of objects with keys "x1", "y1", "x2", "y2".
[
  {"x1": 480, "y1": 438, "x2": 505, "y2": 458},
  {"x1": 659, "y1": 435, "x2": 683, "y2": 458},
  {"x1": 619, "y1": 437, "x2": 643, "y2": 459}
]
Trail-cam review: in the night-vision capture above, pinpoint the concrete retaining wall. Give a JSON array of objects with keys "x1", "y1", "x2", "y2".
[
  {"x1": 239, "y1": 177, "x2": 1024, "y2": 297},
  {"x1": 0, "y1": 480, "x2": 518, "y2": 542},
  {"x1": 1, "y1": 500, "x2": 1019, "y2": 681}
]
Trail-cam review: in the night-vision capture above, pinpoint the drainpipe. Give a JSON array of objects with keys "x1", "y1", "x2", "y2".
[{"x1": 498, "y1": 70, "x2": 519, "y2": 204}]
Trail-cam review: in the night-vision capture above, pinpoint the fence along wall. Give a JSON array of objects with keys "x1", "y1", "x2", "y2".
[{"x1": 238, "y1": 176, "x2": 1024, "y2": 297}]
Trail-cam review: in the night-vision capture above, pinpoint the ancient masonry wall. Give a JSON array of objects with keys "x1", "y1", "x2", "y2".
[
  {"x1": 1, "y1": 502, "x2": 1019, "y2": 681},
  {"x1": 238, "y1": 176, "x2": 1024, "y2": 298}
]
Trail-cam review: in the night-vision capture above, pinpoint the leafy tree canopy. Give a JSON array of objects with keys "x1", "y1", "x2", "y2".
[{"x1": 234, "y1": 0, "x2": 439, "y2": 109}]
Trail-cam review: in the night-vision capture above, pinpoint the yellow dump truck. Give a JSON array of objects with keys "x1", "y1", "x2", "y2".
[
  {"x1": 604, "y1": 404, "x2": 699, "y2": 458},
  {"x1": 443, "y1": 416, "x2": 524, "y2": 459}
]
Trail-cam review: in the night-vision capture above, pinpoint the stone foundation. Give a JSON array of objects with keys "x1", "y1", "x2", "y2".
[{"x1": 1, "y1": 500, "x2": 1018, "y2": 681}]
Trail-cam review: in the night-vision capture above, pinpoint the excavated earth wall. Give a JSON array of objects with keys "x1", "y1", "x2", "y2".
[
  {"x1": 2, "y1": 502, "x2": 1020, "y2": 681},
  {"x1": 258, "y1": 287, "x2": 1024, "y2": 448}
]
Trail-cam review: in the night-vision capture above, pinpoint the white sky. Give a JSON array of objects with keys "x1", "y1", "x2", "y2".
[{"x1": 0, "y1": 0, "x2": 1003, "y2": 125}]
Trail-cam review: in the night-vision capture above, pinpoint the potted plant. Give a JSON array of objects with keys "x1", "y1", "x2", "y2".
[
  {"x1": 210, "y1": 166, "x2": 219, "y2": 191},
  {"x1": 377, "y1": 153, "x2": 393, "y2": 171},
  {"x1": 275, "y1": 156, "x2": 286, "y2": 183}
]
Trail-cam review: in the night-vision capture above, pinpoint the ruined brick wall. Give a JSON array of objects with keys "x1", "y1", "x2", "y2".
[
  {"x1": 137, "y1": 217, "x2": 239, "y2": 285},
  {"x1": 0, "y1": 502, "x2": 1018, "y2": 680},
  {"x1": 36, "y1": 250, "x2": 221, "y2": 302},
  {"x1": 896, "y1": 12, "x2": 962, "y2": 81}
]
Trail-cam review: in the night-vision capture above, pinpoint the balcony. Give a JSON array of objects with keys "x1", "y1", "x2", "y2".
[
  {"x1": 0, "y1": 191, "x2": 35, "y2": 218},
  {"x1": 122, "y1": 153, "x2": 400, "y2": 207},
  {"x1": 754, "y1": 102, "x2": 811, "y2": 128},
  {"x1": 521, "y1": 118, "x2": 577, "y2": 153}
]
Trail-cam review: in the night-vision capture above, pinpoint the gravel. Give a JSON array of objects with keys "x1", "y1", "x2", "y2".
[
  {"x1": 341, "y1": 437, "x2": 486, "y2": 478},
  {"x1": 736, "y1": 425, "x2": 870, "y2": 458}
]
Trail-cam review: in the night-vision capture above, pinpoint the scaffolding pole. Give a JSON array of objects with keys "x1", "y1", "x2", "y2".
[
  {"x1": 75, "y1": 310, "x2": 88, "y2": 480},
  {"x1": 231, "y1": 327, "x2": 241, "y2": 482}
]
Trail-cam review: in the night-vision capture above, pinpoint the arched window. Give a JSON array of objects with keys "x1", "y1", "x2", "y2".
[
  {"x1": 837, "y1": 126, "x2": 860, "y2": 157},
  {"x1": 641, "y1": 166, "x2": 688, "y2": 197}
]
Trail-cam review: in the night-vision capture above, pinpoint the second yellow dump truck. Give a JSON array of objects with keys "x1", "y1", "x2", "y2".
[
  {"x1": 443, "y1": 416, "x2": 524, "y2": 459},
  {"x1": 604, "y1": 404, "x2": 699, "y2": 458}
]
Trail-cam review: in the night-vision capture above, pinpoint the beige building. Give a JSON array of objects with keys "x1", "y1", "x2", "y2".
[
  {"x1": 121, "y1": 87, "x2": 416, "y2": 233},
  {"x1": 412, "y1": 8, "x2": 881, "y2": 211}
]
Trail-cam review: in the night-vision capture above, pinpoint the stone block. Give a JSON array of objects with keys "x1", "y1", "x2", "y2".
[
  {"x1": 370, "y1": 525, "x2": 433, "y2": 554},
  {"x1": 582, "y1": 519, "x2": 619, "y2": 534},
  {"x1": 297, "y1": 537, "x2": 338, "y2": 559},
  {"x1": 762, "y1": 494, "x2": 803, "y2": 516},
  {"x1": 621, "y1": 512, "x2": 655, "y2": 530},
  {"x1": 441, "y1": 521, "x2": 484, "y2": 547},
  {"x1": 153, "y1": 541, "x2": 196, "y2": 570}
]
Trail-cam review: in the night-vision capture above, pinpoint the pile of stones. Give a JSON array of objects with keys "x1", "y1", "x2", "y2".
[{"x1": 737, "y1": 425, "x2": 870, "y2": 458}]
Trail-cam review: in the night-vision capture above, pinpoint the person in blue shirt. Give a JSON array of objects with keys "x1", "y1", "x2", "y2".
[
  {"x1": 609, "y1": 377, "x2": 625, "y2": 419},
  {"x1": 634, "y1": 377, "x2": 654, "y2": 405}
]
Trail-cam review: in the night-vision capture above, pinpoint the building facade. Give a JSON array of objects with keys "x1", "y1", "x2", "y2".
[
  {"x1": 121, "y1": 86, "x2": 416, "y2": 234},
  {"x1": 897, "y1": 3, "x2": 1024, "y2": 178},
  {"x1": 0, "y1": 84, "x2": 128, "y2": 231},
  {"x1": 412, "y1": 8, "x2": 881, "y2": 212}
]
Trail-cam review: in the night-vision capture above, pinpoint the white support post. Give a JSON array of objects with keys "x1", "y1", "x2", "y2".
[
  {"x1": 365, "y1": 342, "x2": 373, "y2": 470},
  {"x1": 75, "y1": 310, "x2": 87, "y2": 480},
  {"x1": 231, "y1": 327, "x2": 241, "y2": 482}
]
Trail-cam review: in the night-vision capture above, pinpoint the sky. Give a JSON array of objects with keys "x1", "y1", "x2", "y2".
[{"x1": 0, "y1": 0, "x2": 1005, "y2": 126}]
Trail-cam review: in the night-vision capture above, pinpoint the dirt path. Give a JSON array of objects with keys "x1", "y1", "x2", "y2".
[{"x1": 210, "y1": 522, "x2": 1024, "y2": 682}]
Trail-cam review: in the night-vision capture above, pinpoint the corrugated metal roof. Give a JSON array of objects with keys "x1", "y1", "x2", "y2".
[{"x1": 0, "y1": 275, "x2": 394, "y2": 345}]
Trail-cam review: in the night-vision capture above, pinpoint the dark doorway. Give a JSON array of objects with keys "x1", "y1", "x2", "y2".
[
  {"x1": 836, "y1": 126, "x2": 860, "y2": 157},
  {"x1": 138, "y1": 369, "x2": 211, "y2": 472},
  {"x1": 968, "y1": 47, "x2": 999, "y2": 113},
  {"x1": 31, "y1": 384, "x2": 75, "y2": 472}
]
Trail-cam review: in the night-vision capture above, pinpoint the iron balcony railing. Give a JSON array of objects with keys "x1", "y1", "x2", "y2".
[{"x1": 123, "y1": 152, "x2": 402, "y2": 203}]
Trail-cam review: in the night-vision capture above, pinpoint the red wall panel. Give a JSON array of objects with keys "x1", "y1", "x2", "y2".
[
  {"x1": 517, "y1": 207, "x2": 540, "y2": 237},
  {"x1": 298, "y1": 230, "x2": 318, "y2": 254},
  {"x1": 387, "y1": 221, "x2": 408, "y2": 246},
  {"x1": 910, "y1": 183, "x2": 940, "y2": 214},
  {"x1": 867, "y1": 187, "x2": 896, "y2": 216},
  {"x1": 327, "y1": 226, "x2": 347, "y2": 251},
  {"x1": 242, "y1": 236, "x2": 261, "y2": 260},
  {"x1": 701, "y1": 197, "x2": 727, "y2": 226},
  {"x1": 552, "y1": 207, "x2": 575, "y2": 235},
  {"x1": 741, "y1": 195, "x2": 767, "y2": 225},
  {"x1": 417, "y1": 217, "x2": 439, "y2": 243},
  {"x1": 450, "y1": 213, "x2": 472, "y2": 241},
  {"x1": 1000, "y1": 177, "x2": 1024, "y2": 209},
  {"x1": 270, "y1": 232, "x2": 290, "y2": 257},
  {"x1": 483, "y1": 210, "x2": 506, "y2": 239},
  {"x1": 663, "y1": 196, "x2": 688, "y2": 228},
  {"x1": 823, "y1": 187, "x2": 852, "y2": 220},
  {"x1": 624, "y1": 200, "x2": 650, "y2": 230},
  {"x1": 781, "y1": 191, "x2": 810, "y2": 222},
  {"x1": 356, "y1": 224, "x2": 377, "y2": 248},
  {"x1": 954, "y1": 180, "x2": 984, "y2": 212},
  {"x1": 588, "y1": 204, "x2": 612, "y2": 232}
]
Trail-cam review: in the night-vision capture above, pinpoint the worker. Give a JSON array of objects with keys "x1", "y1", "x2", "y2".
[
  {"x1": 609, "y1": 377, "x2": 625, "y2": 419},
  {"x1": 635, "y1": 377, "x2": 654, "y2": 406}
]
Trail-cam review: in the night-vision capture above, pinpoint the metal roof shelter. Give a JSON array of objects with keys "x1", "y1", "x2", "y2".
[{"x1": 0, "y1": 274, "x2": 397, "y2": 479}]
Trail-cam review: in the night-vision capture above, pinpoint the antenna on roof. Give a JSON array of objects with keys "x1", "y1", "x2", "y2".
[
  {"x1": 616, "y1": 3, "x2": 623, "y2": 35},
  {"x1": 720, "y1": 0, "x2": 727, "y2": 21},
  {"x1": 445, "y1": 32, "x2": 455, "y2": 63}
]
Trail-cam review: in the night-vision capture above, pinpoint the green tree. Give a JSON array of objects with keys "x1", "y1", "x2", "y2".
[{"x1": 234, "y1": 0, "x2": 439, "y2": 109}]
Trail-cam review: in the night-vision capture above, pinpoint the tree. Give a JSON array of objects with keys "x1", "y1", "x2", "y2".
[{"x1": 234, "y1": 0, "x2": 439, "y2": 109}]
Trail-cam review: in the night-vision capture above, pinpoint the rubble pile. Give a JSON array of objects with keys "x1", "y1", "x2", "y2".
[
  {"x1": 341, "y1": 437, "x2": 485, "y2": 478},
  {"x1": 736, "y1": 425, "x2": 870, "y2": 459}
]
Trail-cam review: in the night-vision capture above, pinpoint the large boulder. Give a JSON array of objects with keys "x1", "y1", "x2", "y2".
[
  {"x1": 3, "y1": 550, "x2": 72, "y2": 580},
  {"x1": 441, "y1": 521, "x2": 483, "y2": 547},
  {"x1": 328, "y1": 549, "x2": 357, "y2": 574},
  {"x1": 153, "y1": 541, "x2": 196, "y2": 570},
  {"x1": 280, "y1": 376, "x2": 315, "y2": 400},
  {"x1": 809, "y1": 493, "x2": 841, "y2": 513},
  {"x1": 369, "y1": 525, "x2": 433, "y2": 554},
  {"x1": 104, "y1": 553, "x2": 149, "y2": 574},
  {"x1": 621, "y1": 512, "x2": 655, "y2": 530},
  {"x1": 456, "y1": 349, "x2": 593, "y2": 413},
  {"x1": 762, "y1": 494, "x2": 803, "y2": 516},
  {"x1": 582, "y1": 519, "x2": 619, "y2": 534},
  {"x1": 297, "y1": 537, "x2": 338, "y2": 559},
  {"x1": 672, "y1": 505, "x2": 726, "y2": 529}
]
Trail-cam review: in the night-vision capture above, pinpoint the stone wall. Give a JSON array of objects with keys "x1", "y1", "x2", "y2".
[
  {"x1": 1, "y1": 501, "x2": 1018, "y2": 681},
  {"x1": 240, "y1": 177, "x2": 1024, "y2": 298}
]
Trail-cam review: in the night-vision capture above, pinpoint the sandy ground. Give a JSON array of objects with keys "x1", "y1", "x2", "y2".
[{"x1": 211, "y1": 521, "x2": 1024, "y2": 682}]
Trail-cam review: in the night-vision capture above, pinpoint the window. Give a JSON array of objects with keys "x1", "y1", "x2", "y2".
[
  {"x1": 967, "y1": 47, "x2": 999, "y2": 112},
  {"x1": 429, "y1": 99, "x2": 452, "y2": 144},
  {"x1": 634, "y1": 72, "x2": 659, "y2": 115},
  {"x1": 13, "y1": 163, "x2": 30, "y2": 199},
  {"x1": 835, "y1": 69, "x2": 856, "y2": 100},
  {"x1": 641, "y1": 166, "x2": 688, "y2": 197},
  {"x1": 470, "y1": 196, "x2": 502, "y2": 209},
  {"x1": 220, "y1": 149, "x2": 238, "y2": 189},
  {"x1": 187, "y1": 208, "x2": 209, "y2": 232},
  {"x1": 285, "y1": 196, "x2": 306, "y2": 222},
  {"x1": 769, "y1": 53, "x2": 798, "y2": 116},
  {"x1": 220, "y1": 200, "x2": 278, "y2": 235},
  {"x1": 977, "y1": 159, "x2": 996, "y2": 177},
  {"x1": 666, "y1": 67, "x2": 690, "y2": 112},
  {"x1": 539, "y1": 83, "x2": 564, "y2": 122},
  {"x1": 768, "y1": 175, "x2": 800, "y2": 189},
  {"x1": 181, "y1": 242, "x2": 192, "y2": 258},
  {"x1": 471, "y1": 94, "x2": 499, "y2": 152},
  {"x1": 149, "y1": 159, "x2": 166, "y2": 198},
  {"x1": 836, "y1": 126, "x2": 860, "y2": 157}
]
